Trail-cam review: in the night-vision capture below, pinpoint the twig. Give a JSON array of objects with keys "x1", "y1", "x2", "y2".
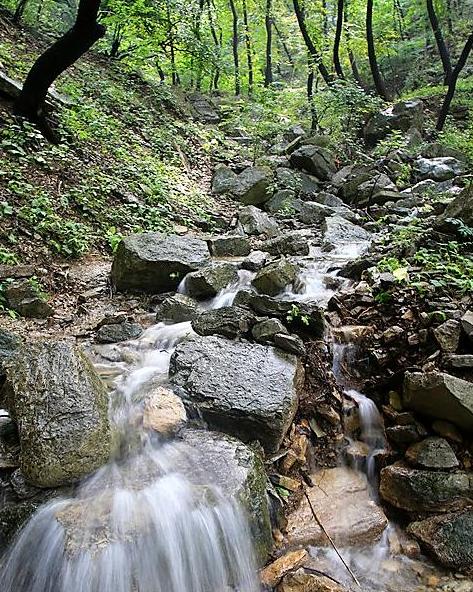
[{"x1": 303, "y1": 487, "x2": 361, "y2": 588}]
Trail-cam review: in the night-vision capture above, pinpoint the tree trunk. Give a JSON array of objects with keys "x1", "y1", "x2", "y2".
[
  {"x1": 229, "y1": 0, "x2": 240, "y2": 95},
  {"x1": 426, "y1": 0, "x2": 452, "y2": 85},
  {"x1": 293, "y1": 0, "x2": 332, "y2": 85},
  {"x1": 206, "y1": 0, "x2": 222, "y2": 91},
  {"x1": 16, "y1": 0, "x2": 105, "y2": 124},
  {"x1": 273, "y1": 20, "x2": 294, "y2": 67},
  {"x1": 165, "y1": 0, "x2": 179, "y2": 85},
  {"x1": 437, "y1": 33, "x2": 473, "y2": 130},
  {"x1": 344, "y1": 0, "x2": 365, "y2": 87},
  {"x1": 264, "y1": 0, "x2": 273, "y2": 86},
  {"x1": 333, "y1": 0, "x2": 345, "y2": 79},
  {"x1": 195, "y1": 0, "x2": 205, "y2": 91},
  {"x1": 307, "y1": 56, "x2": 318, "y2": 131},
  {"x1": 242, "y1": 0, "x2": 254, "y2": 94},
  {"x1": 14, "y1": 0, "x2": 29, "y2": 23},
  {"x1": 366, "y1": 0, "x2": 390, "y2": 100}
]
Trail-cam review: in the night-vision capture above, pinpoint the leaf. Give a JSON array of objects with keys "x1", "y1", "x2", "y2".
[{"x1": 393, "y1": 266, "x2": 409, "y2": 281}]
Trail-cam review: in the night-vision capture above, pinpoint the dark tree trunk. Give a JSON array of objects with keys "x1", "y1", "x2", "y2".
[
  {"x1": 195, "y1": 0, "x2": 205, "y2": 90},
  {"x1": 242, "y1": 0, "x2": 254, "y2": 94},
  {"x1": 293, "y1": 0, "x2": 332, "y2": 85},
  {"x1": 393, "y1": 0, "x2": 406, "y2": 40},
  {"x1": 273, "y1": 20, "x2": 294, "y2": 67},
  {"x1": 16, "y1": 0, "x2": 105, "y2": 125},
  {"x1": 437, "y1": 33, "x2": 473, "y2": 130},
  {"x1": 14, "y1": 0, "x2": 29, "y2": 23},
  {"x1": 229, "y1": 0, "x2": 240, "y2": 95},
  {"x1": 426, "y1": 0, "x2": 452, "y2": 85},
  {"x1": 110, "y1": 23, "x2": 123, "y2": 58},
  {"x1": 307, "y1": 56, "x2": 318, "y2": 131},
  {"x1": 264, "y1": 0, "x2": 273, "y2": 86},
  {"x1": 206, "y1": 0, "x2": 222, "y2": 91},
  {"x1": 165, "y1": 0, "x2": 179, "y2": 85},
  {"x1": 333, "y1": 0, "x2": 345, "y2": 79},
  {"x1": 344, "y1": 0, "x2": 365, "y2": 87},
  {"x1": 366, "y1": 0, "x2": 390, "y2": 100}
]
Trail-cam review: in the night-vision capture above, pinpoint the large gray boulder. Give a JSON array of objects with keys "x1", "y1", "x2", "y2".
[
  {"x1": 413, "y1": 157, "x2": 465, "y2": 182},
  {"x1": 191, "y1": 306, "x2": 256, "y2": 339},
  {"x1": 211, "y1": 165, "x2": 238, "y2": 194},
  {"x1": 170, "y1": 335, "x2": 304, "y2": 452},
  {"x1": 2, "y1": 341, "x2": 111, "y2": 488},
  {"x1": 322, "y1": 216, "x2": 372, "y2": 252},
  {"x1": 233, "y1": 166, "x2": 273, "y2": 205},
  {"x1": 436, "y1": 184, "x2": 473, "y2": 231},
  {"x1": 184, "y1": 262, "x2": 238, "y2": 299},
  {"x1": 155, "y1": 293, "x2": 200, "y2": 323},
  {"x1": 262, "y1": 231, "x2": 310, "y2": 256},
  {"x1": 4, "y1": 280, "x2": 53, "y2": 319},
  {"x1": 363, "y1": 99, "x2": 424, "y2": 145},
  {"x1": 403, "y1": 372, "x2": 473, "y2": 432},
  {"x1": 238, "y1": 205, "x2": 279, "y2": 236},
  {"x1": 252, "y1": 258, "x2": 298, "y2": 296},
  {"x1": 0, "y1": 329, "x2": 22, "y2": 379},
  {"x1": 111, "y1": 233, "x2": 210, "y2": 293},
  {"x1": 207, "y1": 235, "x2": 251, "y2": 257},
  {"x1": 405, "y1": 437, "x2": 459, "y2": 470},
  {"x1": 289, "y1": 145, "x2": 336, "y2": 181},
  {"x1": 408, "y1": 509, "x2": 473, "y2": 575}
]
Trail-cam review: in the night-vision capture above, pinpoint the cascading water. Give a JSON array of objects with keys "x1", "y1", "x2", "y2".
[{"x1": 0, "y1": 267, "x2": 260, "y2": 592}]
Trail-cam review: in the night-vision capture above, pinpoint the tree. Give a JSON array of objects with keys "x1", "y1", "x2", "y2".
[
  {"x1": 437, "y1": 32, "x2": 473, "y2": 130},
  {"x1": 344, "y1": 0, "x2": 365, "y2": 87},
  {"x1": 229, "y1": 0, "x2": 241, "y2": 95},
  {"x1": 426, "y1": 0, "x2": 452, "y2": 84},
  {"x1": 333, "y1": 0, "x2": 345, "y2": 79},
  {"x1": 242, "y1": 0, "x2": 254, "y2": 94},
  {"x1": 14, "y1": 0, "x2": 29, "y2": 23},
  {"x1": 16, "y1": 0, "x2": 105, "y2": 131},
  {"x1": 264, "y1": 0, "x2": 273, "y2": 86},
  {"x1": 366, "y1": 0, "x2": 390, "y2": 100}
]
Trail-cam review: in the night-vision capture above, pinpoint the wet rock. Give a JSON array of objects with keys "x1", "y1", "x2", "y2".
[
  {"x1": 143, "y1": 386, "x2": 187, "y2": 435},
  {"x1": 407, "y1": 509, "x2": 473, "y2": 575},
  {"x1": 184, "y1": 263, "x2": 238, "y2": 299},
  {"x1": 208, "y1": 235, "x2": 251, "y2": 257},
  {"x1": 386, "y1": 424, "x2": 425, "y2": 446},
  {"x1": 238, "y1": 205, "x2": 279, "y2": 236},
  {"x1": 252, "y1": 259, "x2": 298, "y2": 296},
  {"x1": 111, "y1": 232, "x2": 210, "y2": 293},
  {"x1": 436, "y1": 184, "x2": 473, "y2": 230},
  {"x1": 274, "y1": 333, "x2": 306, "y2": 357},
  {"x1": 461, "y1": 310, "x2": 473, "y2": 343},
  {"x1": 261, "y1": 550, "x2": 309, "y2": 588},
  {"x1": 446, "y1": 354, "x2": 473, "y2": 369},
  {"x1": 413, "y1": 157, "x2": 465, "y2": 181},
  {"x1": 233, "y1": 166, "x2": 273, "y2": 205},
  {"x1": 170, "y1": 335, "x2": 304, "y2": 452},
  {"x1": 4, "y1": 280, "x2": 53, "y2": 319},
  {"x1": 96, "y1": 321, "x2": 143, "y2": 343},
  {"x1": 155, "y1": 293, "x2": 200, "y2": 323},
  {"x1": 433, "y1": 319, "x2": 461, "y2": 352},
  {"x1": 192, "y1": 306, "x2": 256, "y2": 339},
  {"x1": 265, "y1": 190, "x2": 301, "y2": 214},
  {"x1": 312, "y1": 192, "x2": 345, "y2": 208},
  {"x1": 405, "y1": 437, "x2": 459, "y2": 470},
  {"x1": 403, "y1": 371, "x2": 473, "y2": 432},
  {"x1": 2, "y1": 341, "x2": 111, "y2": 488},
  {"x1": 290, "y1": 145, "x2": 336, "y2": 181},
  {"x1": 285, "y1": 468, "x2": 388, "y2": 547},
  {"x1": 241, "y1": 250, "x2": 268, "y2": 271},
  {"x1": 363, "y1": 100, "x2": 424, "y2": 145},
  {"x1": 0, "y1": 329, "x2": 22, "y2": 379},
  {"x1": 379, "y1": 463, "x2": 473, "y2": 513},
  {"x1": 181, "y1": 429, "x2": 272, "y2": 563},
  {"x1": 298, "y1": 202, "x2": 335, "y2": 225},
  {"x1": 252, "y1": 318, "x2": 288, "y2": 343},
  {"x1": 277, "y1": 569, "x2": 348, "y2": 592},
  {"x1": 211, "y1": 165, "x2": 238, "y2": 194},
  {"x1": 0, "y1": 415, "x2": 19, "y2": 469},
  {"x1": 322, "y1": 216, "x2": 371, "y2": 252},
  {"x1": 262, "y1": 231, "x2": 310, "y2": 256},
  {"x1": 431, "y1": 420, "x2": 463, "y2": 443}
]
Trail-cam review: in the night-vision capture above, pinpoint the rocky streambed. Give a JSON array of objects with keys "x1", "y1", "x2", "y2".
[{"x1": 1, "y1": 98, "x2": 473, "y2": 591}]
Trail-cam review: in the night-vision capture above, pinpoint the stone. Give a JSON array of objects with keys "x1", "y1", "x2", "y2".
[
  {"x1": 312, "y1": 192, "x2": 345, "y2": 208},
  {"x1": 233, "y1": 166, "x2": 273, "y2": 205},
  {"x1": 436, "y1": 185, "x2": 473, "y2": 231},
  {"x1": 0, "y1": 415, "x2": 19, "y2": 469},
  {"x1": 405, "y1": 437, "x2": 459, "y2": 470},
  {"x1": 4, "y1": 280, "x2": 53, "y2": 319},
  {"x1": 96, "y1": 321, "x2": 143, "y2": 343},
  {"x1": 322, "y1": 216, "x2": 371, "y2": 252},
  {"x1": 192, "y1": 306, "x2": 256, "y2": 339},
  {"x1": 184, "y1": 263, "x2": 238, "y2": 299},
  {"x1": 170, "y1": 336, "x2": 304, "y2": 452},
  {"x1": 143, "y1": 386, "x2": 187, "y2": 435},
  {"x1": 2, "y1": 341, "x2": 111, "y2": 488},
  {"x1": 289, "y1": 145, "x2": 336, "y2": 180},
  {"x1": 238, "y1": 205, "x2": 279, "y2": 236},
  {"x1": 363, "y1": 99, "x2": 424, "y2": 145},
  {"x1": 407, "y1": 509, "x2": 473, "y2": 575},
  {"x1": 265, "y1": 190, "x2": 301, "y2": 214},
  {"x1": 354, "y1": 174, "x2": 398, "y2": 206},
  {"x1": 155, "y1": 293, "x2": 200, "y2": 323},
  {"x1": 262, "y1": 231, "x2": 310, "y2": 256},
  {"x1": 386, "y1": 425, "x2": 424, "y2": 446},
  {"x1": 261, "y1": 550, "x2": 309, "y2": 588},
  {"x1": 241, "y1": 250, "x2": 268, "y2": 272},
  {"x1": 285, "y1": 468, "x2": 387, "y2": 547},
  {"x1": 433, "y1": 319, "x2": 461, "y2": 352},
  {"x1": 111, "y1": 232, "x2": 210, "y2": 293},
  {"x1": 414, "y1": 157, "x2": 465, "y2": 182},
  {"x1": 379, "y1": 463, "x2": 473, "y2": 513},
  {"x1": 277, "y1": 569, "x2": 348, "y2": 592},
  {"x1": 0, "y1": 264, "x2": 35, "y2": 280},
  {"x1": 252, "y1": 259, "x2": 298, "y2": 296},
  {"x1": 211, "y1": 165, "x2": 238, "y2": 194},
  {"x1": 181, "y1": 429, "x2": 272, "y2": 563},
  {"x1": 298, "y1": 202, "x2": 335, "y2": 225},
  {"x1": 252, "y1": 318, "x2": 288, "y2": 342},
  {"x1": 431, "y1": 420, "x2": 463, "y2": 443},
  {"x1": 0, "y1": 329, "x2": 22, "y2": 378},
  {"x1": 188, "y1": 92, "x2": 220, "y2": 123},
  {"x1": 446, "y1": 354, "x2": 473, "y2": 368},
  {"x1": 207, "y1": 235, "x2": 251, "y2": 257},
  {"x1": 403, "y1": 371, "x2": 473, "y2": 432},
  {"x1": 274, "y1": 333, "x2": 306, "y2": 356},
  {"x1": 461, "y1": 310, "x2": 473, "y2": 343}
]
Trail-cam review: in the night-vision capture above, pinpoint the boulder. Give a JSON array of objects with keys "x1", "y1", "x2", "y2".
[
  {"x1": 207, "y1": 235, "x2": 251, "y2": 257},
  {"x1": 413, "y1": 157, "x2": 465, "y2": 182},
  {"x1": 262, "y1": 231, "x2": 310, "y2": 256},
  {"x1": 4, "y1": 280, "x2": 53, "y2": 319},
  {"x1": 352, "y1": 174, "x2": 398, "y2": 207},
  {"x1": 252, "y1": 259, "x2": 298, "y2": 296},
  {"x1": 363, "y1": 100, "x2": 424, "y2": 145},
  {"x1": 96, "y1": 321, "x2": 143, "y2": 343},
  {"x1": 265, "y1": 190, "x2": 301, "y2": 214},
  {"x1": 432, "y1": 319, "x2": 461, "y2": 352},
  {"x1": 238, "y1": 205, "x2": 279, "y2": 236},
  {"x1": 155, "y1": 293, "x2": 200, "y2": 323},
  {"x1": 111, "y1": 232, "x2": 210, "y2": 293},
  {"x1": 143, "y1": 386, "x2": 187, "y2": 435},
  {"x1": 192, "y1": 306, "x2": 256, "y2": 339},
  {"x1": 298, "y1": 202, "x2": 335, "y2": 225},
  {"x1": 0, "y1": 329, "x2": 21, "y2": 378},
  {"x1": 285, "y1": 467, "x2": 388, "y2": 547},
  {"x1": 261, "y1": 550, "x2": 309, "y2": 588},
  {"x1": 379, "y1": 463, "x2": 473, "y2": 513},
  {"x1": 233, "y1": 166, "x2": 273, "y2": 205},
  {"x1": 405, "y1": 437, "x2": 459, "y2": 470},
  {"x1": 241, "y1": 250, "x2": 268, "y2": 272},
  {"x1": 312, "y1": 192, "x2": 345, "y2": 208},
  {"x1": 322, "y1": 216, "x2": 371, "y2": 252},
  {"x1": 289, "y1": 145, "x2": 336, "y2": 180},
  {"x1": 2, "y1": 341, "x2": 111, "y2": 488},
  {"x1": 274, "y1": 333, "x2": 306, "y2": 357},
  {"x1": 0, "y1": 415, "x2": 19, "y2": 470},
  {"x1": 436, "y1": 184, "x2": 473, "y2": 231},
  {"x1": 277, "y1": 569, "x2": 348, "y2": 592},
  {"x1": 407, "y1": 509, "x2": 473, "y2": 575},
  {"x1": 275, "y1": 168, "x2": 320, "y2": 197},
  {"x1": 211, "y1": 165, "x2": 238, "y2": 194},
  {"x1": 403, "y1": 371, "x2": 473, "y2": 432},
  {"x1": 170, "y1": 336, "x2": 304, "y2": 452},
  {"x1": 252, "y1": 318, "x2": 288, "y2": 343},
  {"x1": 184, "y1": 263, "x2": 238, "y2": 299},
  {"x1": 188, "y1": 92, "x2": 220, "y2": 123},
  {"x1": 461, "y1": 310, "x2": 473, "y2": 343}
]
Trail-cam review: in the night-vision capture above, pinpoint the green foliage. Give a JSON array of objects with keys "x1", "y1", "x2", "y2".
[
  {"x1": 413, "y1": 242, "x2": 473, "y2": 294},
  {"x1": 286, "y1": 304, "x2": 310, "y2": 326},
  {"x1": 0, "y1": 248, "x2": 19, "y2": 265}
]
